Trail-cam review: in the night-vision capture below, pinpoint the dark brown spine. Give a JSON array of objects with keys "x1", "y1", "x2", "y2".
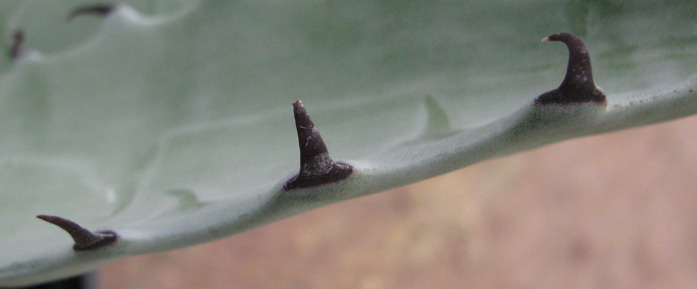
[
  {"x1": 284, "y1": 100, "x2": 353, "y2": 190},
  {"x1": 37, "y1": 215, "x2": 117, "y2": 251}
]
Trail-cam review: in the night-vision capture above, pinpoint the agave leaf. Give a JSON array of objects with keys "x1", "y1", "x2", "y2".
[{"x1": 1, "y1": 0, "x2": 696, "y2": 286}]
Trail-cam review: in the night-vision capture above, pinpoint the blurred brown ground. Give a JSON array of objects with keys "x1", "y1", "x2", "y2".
[{"x1": 100, "y1": 115, "x2": 697, "y2": 289}]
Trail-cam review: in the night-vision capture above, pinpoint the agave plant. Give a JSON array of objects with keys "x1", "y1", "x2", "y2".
[{"x1": 1, "y1": 0, "x2": 696, "y2": 287}]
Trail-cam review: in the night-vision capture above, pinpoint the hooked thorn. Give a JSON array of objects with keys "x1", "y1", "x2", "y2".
[
  {"x1": 37, "y1": 215, "x2": 118, "y2": 251},
  {"x1": 535, "y1": 32, "x2": 607, "y2": 106}
]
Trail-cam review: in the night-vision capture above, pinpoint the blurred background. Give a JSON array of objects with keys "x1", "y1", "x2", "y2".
[{"x1": 100, "y1": 114, "x2": 697, "y2": 289}]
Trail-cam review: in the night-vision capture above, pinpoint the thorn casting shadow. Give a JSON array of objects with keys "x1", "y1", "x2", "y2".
[
  {"x1": 9, "y1": 30, "x2": 24, "y2": 61},
  {"x1": 67, "y1": 3, "x2": 116, "y2": 21},
  {"x1": 284, "y1": 100, "x2": 353, "y2": 190},
  {"x1": 535, "y1": 32, "x2": 607, "y2": 106},
  {"x1": 37, "y1": 215, "x2": 118, "y2": 251}
]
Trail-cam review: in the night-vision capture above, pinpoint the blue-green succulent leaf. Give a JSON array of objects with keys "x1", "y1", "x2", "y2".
[{"x1": 1, "y1": 0, "x2": 696, "y2": 286}]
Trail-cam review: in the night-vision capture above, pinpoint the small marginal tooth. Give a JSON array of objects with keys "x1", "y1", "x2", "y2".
[
  {"x1": 534, "y1": 32, "x2": 607, "y2": 106},
  {"x1": 284, "y1": 100, "x2": 353, "y2": 190},
  {"x1": 67, "y1": 4, "x2": 116, "y2": 21},
  {"x1": 9, "y1": 30, "x2": 24, "y2": 61},
  {"x1": 293, "y1": 100, "x2": 329, "y2": 168},
  {"x1": 37, "y1": 215, "x2": 118, "y2": 251}
]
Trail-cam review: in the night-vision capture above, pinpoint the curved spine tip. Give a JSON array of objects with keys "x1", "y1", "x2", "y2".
[
  {"x1": 37, "y1": 215, "x2": 117, "y2": 251},
  {"x1": 535, "y1": 32, "x2": 607, "y2": 106}
]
